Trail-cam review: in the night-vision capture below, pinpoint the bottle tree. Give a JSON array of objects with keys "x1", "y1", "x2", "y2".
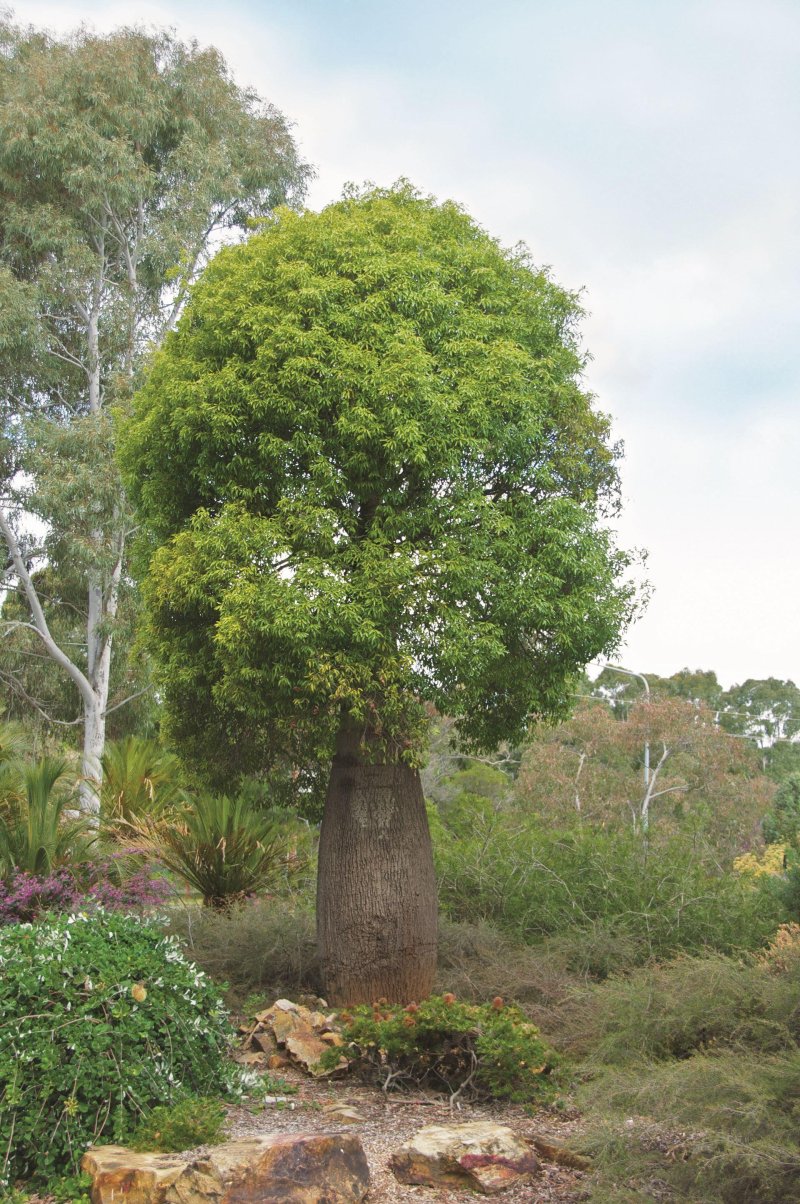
[{"x1": 121, "y1": 184, "x2": 635, "y2": 1004}]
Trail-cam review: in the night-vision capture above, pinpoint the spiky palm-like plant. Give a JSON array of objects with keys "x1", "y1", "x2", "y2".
[
  {"x1": 0, "y1": 757, "x2": 95, "y2": 877},
  {"x1": 101, "y1": 736, "x2": 185, "y2": 823},
  {"x1": 123, "y1": 794, "x2": 296, "y2": 908}
]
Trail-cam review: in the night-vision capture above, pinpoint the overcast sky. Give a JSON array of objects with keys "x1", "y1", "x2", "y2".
[{"x1": 20, "y1": 0, "x2": 800, "y2": 688}]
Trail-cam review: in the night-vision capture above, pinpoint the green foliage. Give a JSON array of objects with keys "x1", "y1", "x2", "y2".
[
  {"x1": 564, "y1": 939, "x2": 800, "y2": 1202},
  {"x1": 129, "y1": 1096, "x2": 226, "y2": 1153},
  {"x1": 50, "y1": 1172, "x2": 93, "y2": 1204},
  {"x1": 433, "y1": 796, "x2": 786, "y2": 965},
  {"x1": 0, "y1": 910, "x2": 235, "y2": 1186},
  {"x1": 593, "y1": 665, "x2": 725, "y2": 712},
  {"x1": 100, "y1": 736, "x2": 185, "y2": 822},
  {"x1": 0, "y1": 756, "x2": 95, "y2": 877},
  {"x1": 122, "y1": 181, "x2": 634, "y2": 784},
  {"x1": 720, "y1": 677, "x2": 800, "y2": 744},
  {"x1": 0, "y1": 18, "x2": 308, "y2": 427},
  {"x1": 561, "y1": 950, "x2": 800, "y2": 1065},
  {"x1": 763, "y1": 773, "x2": 800, "y2": 846},
  {"x1": 125, "y1": 794, "x2": 301, "y2": 908},
  {"x1": 0, "y1": 15, "x2": 307, "y2": 775},
  {"x1": 331, "y1": 993, "x2": 555, "y2": 1103},
  {"x1": 583, "y1": 1052, "x2": 800, "y2": 1203},
  {"x1": 764, "y1": 739, "x2": 800, "y2": 784}
]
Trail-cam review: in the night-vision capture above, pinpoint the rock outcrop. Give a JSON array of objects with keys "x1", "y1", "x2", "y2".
[{"x1": 82, "y1": 1132, "x2": 369, "y2": 1204}]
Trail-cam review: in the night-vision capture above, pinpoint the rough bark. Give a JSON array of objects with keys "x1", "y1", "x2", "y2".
[{"x1": 317, "y1": 715, "x2": 438, "y2": 1005}]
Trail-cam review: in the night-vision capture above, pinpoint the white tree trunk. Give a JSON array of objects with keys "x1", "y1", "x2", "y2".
[
  {"x1": 80, "y1": 688, "x2": 106, "y2": 816},
  {"x1": 0, "y1": 507, "x2": 126, "y2": 821}
]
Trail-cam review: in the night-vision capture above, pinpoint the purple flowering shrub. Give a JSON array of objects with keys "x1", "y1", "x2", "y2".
[{"x1": 0, "y1": 863, "x2": 171, "y2": 924}]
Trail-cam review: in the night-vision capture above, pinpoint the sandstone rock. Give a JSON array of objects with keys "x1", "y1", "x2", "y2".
[
  {"x1": 272, "y1": 998, "x2": 300, "y2": 1014},
  {"x1": 241, "y1": 998, "x2": 348, "y2": 1078},
  {"x1": 267, "y1": 1052, "x2": 292, "y2": 1070},
  {"x1": 269, "y1": 1006, "x2": 305, "y2": 1045},
  {"x1": 390, "y1": 1122, "x2": 539, "y2": 1195},
  {"x1": 232, "y1": 1050, "x2": 267, "y2": 1066},
  {"x1": 321, "y1": 1103, "x2": 366, "y2": 1124},
  {"x1": 83, "y1": 1133, "x2": 369, "y2": 1204},
  {"x1": 252, "y1": 1030, "x2": 277, "y2": 1054},
  {"x1": 285, "y1": 1029, "x2": 345, "y2": 1076}
]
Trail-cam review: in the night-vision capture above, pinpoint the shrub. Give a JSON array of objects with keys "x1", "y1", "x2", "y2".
[
  {"x1": 130, "y1": 1096, "x2": 226, "y2": 1152},
  {"x1": 570, "y1": 945, "x2": 800, "y2": 1202},
  {"x1": 101, "y1": 736, "x2": 185, "y2": 822},
  {"x1": 0, "y1": 757, "x2": 94, "y2": 878},
  {"x1": 0, "y1": 866, "x2": 171, "y2": 925},
  {"x1": 434, "y1": 917, "x2": 583, "y2": 1020},
  {"x1": 122, "y1": 794, "x2": 301, "y2": 908},
  {"x1": 762, "y1": 773, "x2": 800, "y2": 847},
  {"x1": 165, "y1": 896, "x2": 320, "y2": 1004},
  {"x1": 0, "y1": 910, "x2": 236, "y2": 1187},
  {"x1": 582, "y1": 1051, "x2": 800, "y2": 1203},
  {"x1": 330, "y1": 993, "x2": 555, "y2": 1103},
  {"x1": 433, "y1": 797, "x2": 787, "y2": 963},
  {"x1": 556, "y1": 950, "x2": 800, "y2": 1064}
]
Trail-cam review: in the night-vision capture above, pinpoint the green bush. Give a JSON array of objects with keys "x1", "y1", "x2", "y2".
[
  {"x1": 763, "y1": 773, "x2": 800, "y2": 847},
  {"x1": 433, "y1": 797, "x2": 787, "y2": 964},
  {"x1": 566, "y1": 944, "x2": 800, "y2": 1202},
  {"x1": 0, "y1": 910, "x2": 236, "y2": 1187},
  {"x1": 582, "y1": 1051, "x2": 800, "y2": 1203},
  {"x1": 330, "y1": 993, "x2": 555, "y2": 1103},
  {"x1": 124, "y1": 794, "x2": 301, "y2": 908},
  {"x1": 0, "y1": 757, "x2": 94, "y2": 878},
  {"x1": 559, "y1": 949, "x2": 800, "y2": 1064},
  {"x1": 130, "y1": 1096, "x2": 226, "y2": 1152}
]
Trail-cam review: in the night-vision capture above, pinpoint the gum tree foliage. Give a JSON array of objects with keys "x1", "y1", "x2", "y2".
[
  {"x1": 0, "y1": 18, "x2": 308, "y2": 811},
  {"x1": 594, "y1": 669, "x2": 800, "y2": 780},
  {"x1": 122, "y1": 184, "x2": 635, "y2": 1002},
  {"x1": 518, "y1": 695, "x2": 773, "y2": 856}
]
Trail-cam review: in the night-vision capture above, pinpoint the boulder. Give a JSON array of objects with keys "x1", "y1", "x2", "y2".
[
  {"x1": 267, "y1": 1052, "x2": 292, "y2": 1070},
  {"x1": 390, "y1": 1122, "x2": 539, "y2": 1194},
  {"x1": 83, "y1": 1133, "x2": 369, "y2": 1204}
]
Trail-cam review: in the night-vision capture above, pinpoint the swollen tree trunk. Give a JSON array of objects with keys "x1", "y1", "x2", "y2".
[{"x1": 317, "y1": 716, "x2": 438, "y2": 1005}]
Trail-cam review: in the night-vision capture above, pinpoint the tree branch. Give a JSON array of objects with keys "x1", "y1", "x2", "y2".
[
  {"x1": 103, "y1": 684, "x2": 152, "y2": 717},
  {"x1": 640, "y1": 742, "x2": 670, "y2": 830},
  {"x1": 0, "y1": 509, "x2": 95, "y2": 710},
  {"x1": 0, "y1": 669, "x2": 83, "y2": 727}
]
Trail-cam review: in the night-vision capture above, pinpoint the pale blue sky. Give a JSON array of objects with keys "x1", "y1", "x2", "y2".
[{"x1": 20, "y1": 0, "x2": 800, "y2": 686}]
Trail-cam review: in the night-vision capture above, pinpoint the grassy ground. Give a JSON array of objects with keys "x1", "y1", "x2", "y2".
[{"x1": 167, "y1": 902, "x2": 800, "y2": 1202}]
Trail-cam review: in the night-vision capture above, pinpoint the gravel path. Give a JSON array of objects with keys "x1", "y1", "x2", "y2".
[{"x1": 225, "y1": 1069, "x2": 592, "y2": 1202}]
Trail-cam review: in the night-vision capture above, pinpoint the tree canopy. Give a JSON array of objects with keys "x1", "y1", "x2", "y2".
[{"x1": 123, "y1": 183, "x2": 635, "y2": 783}]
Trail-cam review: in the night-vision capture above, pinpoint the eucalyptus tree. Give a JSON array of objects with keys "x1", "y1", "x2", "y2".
[
  {"x1": 122, "y1": 183, "x2": 635, "y2": 1003},
  {"x1": 0, "y1": 18, "x2": 309, "y2": 812}
]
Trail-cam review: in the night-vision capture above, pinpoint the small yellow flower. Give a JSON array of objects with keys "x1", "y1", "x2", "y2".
[{"x1": 131, "y1": 983, "x2": 147, "y2": 1003}]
